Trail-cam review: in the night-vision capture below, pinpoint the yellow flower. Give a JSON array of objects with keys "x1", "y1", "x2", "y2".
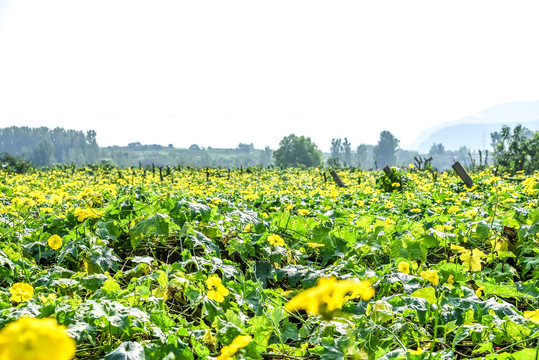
[
  {"x1": 206, "y1": 275, "x2": 229, "y2": 303},
  {"x1": 409, "y1": 164, "x2": 415, "y2": 169},
  {"x1": 244, "y1": 223, "x2": 253, "y2": 233},
  {"x1": 285, "y1": 277, "x2": 374, "y2": 318},
  {"x1": 420, "y1": 270, "x2": 439, "y2": 286},
  {"x1": 74, "y1": 208, "x2": 90, "y2": 221},
  {"x1": 216, "y1": 335, "x2": 252, "y2": 360},
  {"x1": 397, "y1": 262, "x2": 410, "y2": 275},
  {"x1": 409, "y1": 347, "x2": 423, "y2": 355},
  {"x1": 447, "y1": 274, "x2": 454, "y2": 285},
  {"x1": 0, "y1": 317, "x2": 76, "y2": 360},
  {"x1": 47, "y1": 234, "x2": 63, "y2": 250},
  {"x1": 524, "y1": 310, "x2": 539, "y2": 323},
  {"x1": 267, "y1": 234, "x2": 285, "y2": 247},
  {"x1": 463, "y1": 209, "x2": 478, "y2": 218},
  {"x1": 435, "y1": 224, "x2": 454, "y2": 232},
  {"x1": 447, "y1": 205, "x2": 460, "y2": 214},
  {"x1": 450, "y1": 244, "x2": 467, "y2": 253},
  {"x1": 74, "y1": 207, "x2": 102, "y2": 222},
  {"x1": 39, "y1": 294, "x2": 57, "y2": 305},
  {"x1": 474, "y1": 285, "x2": 485, "y2": 297},
  {"x1": 459, "y1": 249, "x2": 485, "y2": 272},
  {"x1": 465, "y1": 184, "x2": 479, "y2": 192},
  {"x1": 297, "y1": 209, "x2": 310, "y2": 216},
  {"x1": 306, "y1": 242, "x2": 325, "y2": 248},
  {"x1": 9, "y1": 283, "x2": 34, "y2": 302}
]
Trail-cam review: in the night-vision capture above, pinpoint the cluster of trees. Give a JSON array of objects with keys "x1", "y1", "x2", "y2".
[
  {"x1": 272, "y1": 131, "x2": 495, "y2": 172},
  {"x1": 2, "y1": 125, "x2": 537, "y2": 173},
  {"x1": 0, "y1": 127, "x2": 273, "y2": 168},
  {"x1": 273, "y1": 135, "x2": 323, "y2": 168},
  {"x1": 491, "y1": 124, "x2": 539, "y2": 173},
  {"x1": 102, "y1": 143, "x2": 273, "y2": 168},
  {"x1": 274, "y1": 131, "x2": 410, "y2": 169},
  {"x1": 0, "y1": 127, "x2": 99, "y2": 166}
]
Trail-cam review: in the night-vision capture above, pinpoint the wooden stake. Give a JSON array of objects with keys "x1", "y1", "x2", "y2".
[
  {"x1": 329, "y1": 170, "x2": 345, "y2": 187},
  {"x1": 452, "y1": 161, "x2": 474, "y2": 188}
]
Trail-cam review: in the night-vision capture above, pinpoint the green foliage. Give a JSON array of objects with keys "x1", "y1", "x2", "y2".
[
  {"x1": 0, "y1": 152, "x2": 33, "y2": 174},
  {"x1": 492, "y1": 124, "x2": 539, "y2": 174},
  {"x1": 0, "y1": 126, "x2": 100, "y2": 167},
  {"x1": 3, "y1": 167, "x2": 539, "y2": 359},
  {"x1": 376, "y1": 167, "x2": 407, "y2": 192},
  {"x1": 273, "y1": 134, "x2": 323, "y2": 168},
  {"x1": 373, "y1": 130, "x2": 400, "y2": 167},
  {"x1": 104, "y1": 342, "x2": 146, "y2": 360}
]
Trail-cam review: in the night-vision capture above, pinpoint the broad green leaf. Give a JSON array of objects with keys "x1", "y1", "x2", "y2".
[
  {"x1": 150, "y1": 311, "x2": 176, "y2": 332},
  {"x1": 410, "y1": 286, "x2": 437, "y2": 304},
  {"x1": 104, "y1": 342, "x2": 145, "y2": 360},
  {"x1": 81, "y1": 274, "x2": 108, "y2": 291},
  {"x1": 476, "y1": 222, "x2": 490, "y2": 240},
  {"x1": 390, "y1": 238, "x2": 426, "y2": 263},
  {"x1": 485, "y1": 348, "x2": 538, "y2": 360},
  {"x1": 102, "y1": 278, "x2": 121, "y2": 294},
  {"x1": 129, "y1": 213, "x2": 170, "y2": 249}
]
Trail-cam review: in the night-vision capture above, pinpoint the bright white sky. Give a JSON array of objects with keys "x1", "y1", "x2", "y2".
[{"x1": 0, "y1": 0, "x2": 538, "y2": 151}]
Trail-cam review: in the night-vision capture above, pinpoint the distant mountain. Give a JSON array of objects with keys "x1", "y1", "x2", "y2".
[{"x1": 410, "y1": 101, "x2": 539, "y2": 153}]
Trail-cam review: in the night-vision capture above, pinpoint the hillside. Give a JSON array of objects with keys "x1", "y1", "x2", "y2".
[{"x1": 411, "y1": 101, "x2": 539, "y2": 152}]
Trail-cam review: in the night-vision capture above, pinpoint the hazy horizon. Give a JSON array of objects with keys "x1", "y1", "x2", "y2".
[{"x1": 1, "y1": 1, "x2": 539, "y2": 152}]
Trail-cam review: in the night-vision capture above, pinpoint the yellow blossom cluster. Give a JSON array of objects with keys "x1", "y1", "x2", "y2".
[
  {"x1": 420, "y1": 270, "x2": 439, "y2": 286},
  {"x1": 285, "y1": 277, "x2": 374, "y2": 318},
  {"x1": 9, "y1": 283, "x2": 34, "y2": 302},
  {"x1": 0, "y1": 317, "x2": 76, "y2": 360},
  {"x1": 74, "y1": 207, "x2": 102, "y2": 222}
]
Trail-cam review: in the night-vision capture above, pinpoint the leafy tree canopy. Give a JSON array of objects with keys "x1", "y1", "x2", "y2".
[
  {"x1": 492, "y1": 124, "x2": 539, "y2": 174},
  {"x1": 273, "y1": 134, "x2": 323, "y2": 168},
  {"x1": 373, "y1": 131, "x2": 400, "y2": 167}
]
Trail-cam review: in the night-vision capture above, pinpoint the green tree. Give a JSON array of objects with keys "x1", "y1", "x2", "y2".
[
  {"x1": 492, "y1": 125, "x2": 539, "y2": 173},
  {"x1": 342, "y1": 138, "x2": 352, "y2": 166},
  {"x1": 355, "y1": 144, "x2": 374, "y2": 169},
  {"x1": 330, "y1": 138, "x2": 342, "y2": 159},
  {"x1": 373, "y1": 131, "x2": 400, "y2": 167},
  {"x1": 429, "y1": 143, "x2": 445, "y2": 156},
  {"x1": 273, "y1": 134, "x2": 322, "y2": 168},
  {"x1": 31, "y1": 138, "x2": 55, "y2": 167}
]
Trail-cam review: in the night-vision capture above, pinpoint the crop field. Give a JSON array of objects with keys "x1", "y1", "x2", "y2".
[{"x1": 1, "y1": 166, "x2": 539, "y2": 360}]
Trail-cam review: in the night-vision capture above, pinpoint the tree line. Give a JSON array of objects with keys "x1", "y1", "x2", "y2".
[
  {"x1": 272, "y1": 131, "x2": 483, "y2": 172},
  {"x1": 0, "y1": 125, "x2": 536, "y2": 174},
  {"x1": 0, "y1": 126, "x2": 99, "y2": 166}
]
